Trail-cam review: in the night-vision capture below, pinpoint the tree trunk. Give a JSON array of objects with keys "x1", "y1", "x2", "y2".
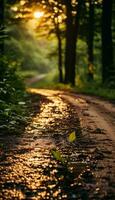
[
  {"x1": 0, "y1": 0, "x2": 5, "y2": 75},
  {"x1": 57, "y1": 33, "x2": 63, "y2": 83},
  {"x1": 102, "y1": 0, "x2": 114, "y2": 86},
  {"x1": 69, "y1": 31, "x2": 76, "y2": 86},
  {"x1": 64, "y1": 0, "x2": 73, "y2": 85},
  {"x1": 56, "y1": 23, "x2": 63, "y2": 83},
  {"x1": 64, "y1": 0, "x2": 83, "y2": 86},
  {"x1": 0, "y1": 0, "x2": 4, "y2": 57},
  {"x1": 87, "y1": 0, "x2": 94, "y2": 81},
  {"x1": 53, "y1": 5, "x2": 63, "y2": 83}
]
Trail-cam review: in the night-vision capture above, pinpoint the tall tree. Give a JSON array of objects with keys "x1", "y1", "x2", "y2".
[
  {"x1": 46, "y1": 0, "x2": 64, "y2": 83},
  {"x1": 53, "y1": 17, "x2": 63, "y2": 83},
  {"x1": 0, "y1": 0, "x2": 5, "y2": 59},
  {"x1": 64, "y1": 0, "x2": 73, "y2": 84},
  {"x1": 87, "y1": 0, "x2": 94, "y2": 81},
  {"x1": 102, "y1": 0, "x2": 114, "y2": 86},
  {"x1": 64, "y1": 0, "x2": 83, "y2": 86}
]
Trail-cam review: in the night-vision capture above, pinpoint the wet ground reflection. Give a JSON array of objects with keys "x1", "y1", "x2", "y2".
[{"x1": 0, "y1": 89, "x2": 102, "y2": 199}]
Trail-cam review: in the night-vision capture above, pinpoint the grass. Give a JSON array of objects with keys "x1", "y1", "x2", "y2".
[
  {"x1": 28, "y1": 72, "x2": 74, "y2": 92},
  {"x1": 19, "y1": 70, "x2": 39, "y2": 79},
  {"x1": 24, "y1": 71, "x2": 115, "y2": 101},
  {"x1": 75, "y1": 84, "x2": 115, "y2": 101}
]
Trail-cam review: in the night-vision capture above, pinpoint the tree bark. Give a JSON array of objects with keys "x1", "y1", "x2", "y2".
[
  {"x1": 102, "y1": 0, "x2": 114, "y2": 86},
  {"x1": 53, "y1": 13, "x2": 63, "y2": 83},
  {"x1": 0, "y1": 0, "x2": 5, "y2": 75},
  {"x1": 55, "y1": 20, "x2": 63, "y2": 83},
  {"x1": 57, "y1": 31, "x2": 63, "y2": 83},
  {"x1": 0, "y1": 0, "x2": 4, "y2": 57},
  {"x1": 87, "y1": 0, "x2": 94, "y2": 81},
  {"x1": 64, "y1": 0, "x2": 83, "y2": 86},
  {"x1": 64, "y1": 0, "x2": 73, "y2": 84}
]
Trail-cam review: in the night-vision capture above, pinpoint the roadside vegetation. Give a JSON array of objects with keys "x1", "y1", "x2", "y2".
[
  {"x1": 28, "y1": 74, "x2": 115, "y2": 101},
  {"x1": 0, "y1": 59, "x2": 26, "y2": 134}
]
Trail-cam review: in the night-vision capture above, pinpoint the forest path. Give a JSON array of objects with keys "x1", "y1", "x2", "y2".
[
  {"x1": 26, "y1": 74, "x2": 46, "y2": 85},
  {"x1": 0, "y1": 89, "x2": 115, "y2": 199},
  {"x1": 61, "y1": 92, "x2": 115, "y2": 141}
]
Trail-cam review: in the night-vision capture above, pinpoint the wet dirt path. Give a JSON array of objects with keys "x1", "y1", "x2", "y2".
[
  {"x1": 61, "y1": 92, "x2": 115, "y2": 199},
  {"x1": 0, "y1": 89, "x2": 115, "y2": 199}
]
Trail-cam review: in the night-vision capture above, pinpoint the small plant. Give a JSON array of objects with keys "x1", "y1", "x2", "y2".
[
  {"x1": 51, "y1": 148, "x2": 66, "y2": 165},
  {"x1": 51, "y1": 131, "x2": 76, "y2": 165}
]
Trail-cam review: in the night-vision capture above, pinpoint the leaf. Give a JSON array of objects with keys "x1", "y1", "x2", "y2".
[
  {"x1": 18, "y1": 102, "x2": 25, "y2": 105},
  {"x1": 10, "y1": 120, "x2": 16, "y2": 125},
  {"x1": 4, "y1": 111, "x2": 9, "y2": 116},
  {"x1": 51, "y1": 148, "x2": 65, "y2": 164},
  {"x1": 68, "y1": 131, "x2": 76, "y2": 142}
]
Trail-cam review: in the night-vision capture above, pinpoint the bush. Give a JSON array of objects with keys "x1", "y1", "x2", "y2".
[{"x1": 0, "y1": 59, "x2": 27, "y2": 134}]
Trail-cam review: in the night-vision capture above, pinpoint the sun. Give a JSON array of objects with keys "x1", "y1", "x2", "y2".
[{"x1": 33, "y1": 11, "x2": 44, "y2": 19}]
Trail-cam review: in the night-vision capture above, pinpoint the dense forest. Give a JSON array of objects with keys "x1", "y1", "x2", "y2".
[{"x1": 0, "y1": 0, "x2": 115, "y2": 132}]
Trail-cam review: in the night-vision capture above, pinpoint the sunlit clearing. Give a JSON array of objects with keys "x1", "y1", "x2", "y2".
[{"x1": 33, "y1": 11, "x2": 44, "y2": 19}]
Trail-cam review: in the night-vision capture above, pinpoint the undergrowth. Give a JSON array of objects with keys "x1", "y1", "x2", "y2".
[
  {"x1": 75, "y1": 82, "x2": 115, "y2": 101},
  {"x1": 0, "y1": 61, "x2": 28, "y2": 134}
]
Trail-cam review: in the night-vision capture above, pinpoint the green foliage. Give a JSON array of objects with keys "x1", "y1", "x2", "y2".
[
  {"x1": 0, "y1": 65, "x2": 24, "y2": 102},
  {"x1": 5, "y1": 23, "x2": 58, "y2": 74},
  {"x1": 0, "y1": 58, "x2": 27, "y2": 134},
  {"x1": 75, "y1": 81, "x2": 115, "y2": 101},
  {"x1": 19, "y1": 70, "x2": 39, "y2": 79},
  {"x1": 51, "y1": 148, "x2": 66, "y2": 165}
]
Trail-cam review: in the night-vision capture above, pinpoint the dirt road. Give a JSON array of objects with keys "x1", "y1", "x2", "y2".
[
  {"x1": 61, "y1": 92, "x2": 115, "y2": 141},
  {"x1": 0, "y1": 89, "x2": 115, "y2": 199},
  {"x1": 61, "y1": 91, "x2": 115, "y2": 199}
]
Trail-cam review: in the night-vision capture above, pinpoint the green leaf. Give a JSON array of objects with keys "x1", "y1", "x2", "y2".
[
  {"x1": 68, "y1": 131, "x2": 76, "y2": 142},
  {"x1": 51, "y1": 148, "x2": 65, "y2": 164},
  {"x1": 4, "y1": 111, "x2": 9, "y2": 116},
  {"x1": 10, "y1": 120, "x2": 16, "y2": 125},
  {"x1": 18, "y1": 102, "x2": 25, "y2": 105}
]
